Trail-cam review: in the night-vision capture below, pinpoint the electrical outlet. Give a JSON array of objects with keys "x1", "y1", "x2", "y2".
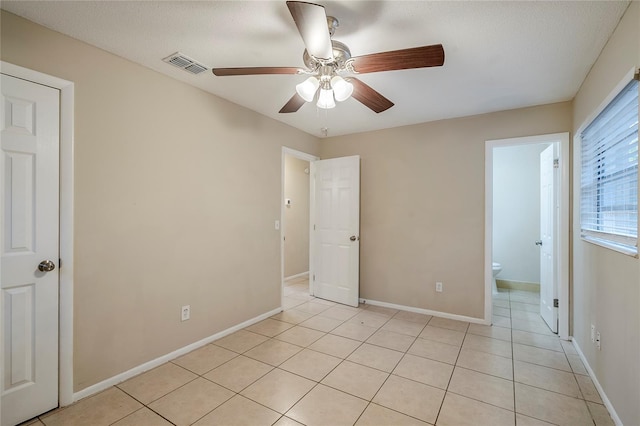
[
  {"x1": 596, "y1": 331, "x2": 601, "y2": 350},
  {"x1": 591, "y1": 324, "x2": 596, "y2": 342},
  {"x1": 435, "y1": 282, "x2": 443, "y2": 292},
  {"x1": 181, "y1": 305, "x2": 191, "y2": 321}
]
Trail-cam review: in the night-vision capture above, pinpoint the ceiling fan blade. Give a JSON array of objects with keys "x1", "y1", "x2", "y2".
[
  {"x1": 350, "y1": 78, "x2": 394, "y2": 113},
  {"x1": 286, "y1": 1, "x2": 334, "y2": 61},
  {"x1": 279, "y1": 93, "x2": 307, "y2": 113},
  {"x1": 351, "y1": 44, "x2": 445, "y2": 74},
  {"x1": 212, "y1": 67, "x2": 301, "y2": 76}
]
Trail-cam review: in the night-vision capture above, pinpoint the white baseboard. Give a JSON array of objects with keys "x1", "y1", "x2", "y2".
[
  {"x1": 284, "y1": 271, "x2": 309, "y2": 282},
  {"x1": 72, "y1": 307, "x2": 282, "y2": 403},
  {"x1": 359, "y1": 298, "x2": 489, "y2": 325},
  {"x1": 572, "y1": 339, "x2": 622, "y2": 426}
]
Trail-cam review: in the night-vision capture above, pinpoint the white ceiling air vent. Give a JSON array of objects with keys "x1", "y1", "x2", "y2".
[{"x1": 163, "y1": 52, "x2": 208, "y2": 75}]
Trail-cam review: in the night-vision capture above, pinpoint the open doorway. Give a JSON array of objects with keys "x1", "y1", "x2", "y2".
[
  {"x1": 281, "y1": 147, "x2": 318, "y2": 308},
  {"x1": 485, "y1": 133, "x2": 570, "y2": 339}
]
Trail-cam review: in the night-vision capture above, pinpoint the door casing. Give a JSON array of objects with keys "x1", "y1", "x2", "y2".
[
  {"x1": 1, "y1": 61, "x2": 75, "y2": 406},
  {"x1": 485, "y1": 133, "x2": 570, "y2": 339}
]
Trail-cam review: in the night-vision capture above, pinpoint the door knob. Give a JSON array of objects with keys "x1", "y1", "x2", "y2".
[
  {"x1": 535, "y1": 240, "x2": 543, "y2": 246},
  {"x1": 350, "y1": 235, "x2": 359, "y2": 241},
  {"x1": 38, "y1": 260, "x2": 56, "y2": 272}
]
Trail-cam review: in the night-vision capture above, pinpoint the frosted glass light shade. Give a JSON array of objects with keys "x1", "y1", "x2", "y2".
[
  {"x1": 317, "y1": 88, "x2": 336, "y2": 109},
  {"x1": 331, "y1": 76, "x2": 353, "y2": 102},
  {"x1": 295, "y1": 77, "x2": 320, "y2": 102}
]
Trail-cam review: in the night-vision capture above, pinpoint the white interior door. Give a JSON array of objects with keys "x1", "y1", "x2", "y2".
[
  {"x1": 539, "y1": 144, "x2": 557, "y2": 333},
  {"x1": 1, "y1": 74, "x2": 60, "y2": 425},
  {"x1": 311, "y1": 155, "x2": 360, "y2": 307}
]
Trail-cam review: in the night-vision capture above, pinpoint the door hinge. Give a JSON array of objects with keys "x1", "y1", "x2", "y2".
[
  {"x1": 634, "y1": 68, "x2": 639, "y2": 81},
  {"x1": 553, "y1": 299, "x2": 559, "y2": 308},
  {"x1": 59, "y1": 258, "x2": 62, "y2": 268},
  {"x1": 553, "y1": 158, "x2": 559, "y2": 169}
]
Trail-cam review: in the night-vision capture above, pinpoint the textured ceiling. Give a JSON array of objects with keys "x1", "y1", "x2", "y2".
[{"x1": 1, "y1": 1, "x2": 630, "y2": 137}]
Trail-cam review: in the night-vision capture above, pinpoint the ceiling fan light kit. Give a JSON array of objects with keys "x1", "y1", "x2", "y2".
[{"x1": 211, "y1": 1, "x2": 445, "y2": 114}]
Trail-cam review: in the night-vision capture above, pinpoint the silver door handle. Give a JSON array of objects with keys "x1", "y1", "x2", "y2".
[
  {"x1": 350, "y1": 235, "x2": 359, "y2": 241},
  {"x1": 38, "y1": 260, "x2": 56, "y2": 272},
  {"x1": 535, "y1": 240, "x2": 543, "y2": 246}
]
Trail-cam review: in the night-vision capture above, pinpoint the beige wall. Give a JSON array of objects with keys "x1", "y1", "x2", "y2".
[
  {"x1": 571, "y1": 2, "x2": 639, "y2": 425},
  {"x1": 284, "y1": 155, "x2": 310, "y2": 278},
  {"x1": 1, "y1": 11, "x2": 319, "y2": 391},
  {"x1": 320, "y1": 103, "x2": 571, "y2": 319}
]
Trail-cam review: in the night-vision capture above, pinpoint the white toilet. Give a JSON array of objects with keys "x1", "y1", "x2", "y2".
[{"x1": 492, "y1": 262, "x2": 502, "y2": 295}]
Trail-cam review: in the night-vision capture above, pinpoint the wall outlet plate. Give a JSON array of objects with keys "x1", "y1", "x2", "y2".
[
  {"x1": 181, "y1": 305, "x2": 191, "y2": 321},
  {"x1": 591, "y1": 324, "x2": 595, "y2": 342},
  {"x1": 435, "y1": 282, "x2": 443, "y2": 292},
  {"x1": 596, "y1": 331, "x2": 601, "y2": 350}
]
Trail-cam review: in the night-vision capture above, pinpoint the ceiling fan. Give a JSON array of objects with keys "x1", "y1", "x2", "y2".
[{"x1": 212, "y1": 1, "x2": 445, "y2": 114}]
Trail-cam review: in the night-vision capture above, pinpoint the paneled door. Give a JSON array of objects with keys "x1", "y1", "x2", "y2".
[
  {"x1": 311, "y1": 156, "x2": 360, "y2": 307},
  {"x1": 539, "y1": 144, "x2": 557, "y2": 333},
  {"x1": 1, "y1": 74, "x2": 60, "y2": 425}
]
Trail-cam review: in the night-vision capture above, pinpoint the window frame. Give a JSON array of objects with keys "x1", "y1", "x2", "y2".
[{"x1": 578, "y1": 70, "x2": 639, "y2": 257}]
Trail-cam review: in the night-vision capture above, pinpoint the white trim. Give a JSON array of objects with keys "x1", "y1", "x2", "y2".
[
  {"x1": 359, "y1": 298, "x2": 489, "y2": 325},
  {"x1": 572, "y1": 339, "x2": 623, "y2": 426},
  {"x1": 284, "y1": 271, "x2": 309, "y2": 282},
  {"x1": 485, "y1": 133, "x2": 570, "y2": 339},
  {"x1": 1, "y1": 61, "x2": 75, "y2": 406},
  {"x1": 280, "y1": 146, "x2": 319, "y2": 307},
  {"x1": 72, "y1": 307, "x2": 282, "y2": 402}
]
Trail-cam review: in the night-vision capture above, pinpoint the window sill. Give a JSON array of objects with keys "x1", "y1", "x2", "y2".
[{"x1": 580, "y1": 235, "x2": 638, "y2": 258}]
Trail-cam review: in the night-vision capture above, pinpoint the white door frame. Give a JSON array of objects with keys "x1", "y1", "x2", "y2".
[
  {"x1": 280, "y1": 147, "x2": 319, "y2": 302},
  {"x1": 1, "y1": 61, "x2": 75, "y2": 406},
  {"x1": 485, "y1": 133, "x2": 570, "y2": 339}
]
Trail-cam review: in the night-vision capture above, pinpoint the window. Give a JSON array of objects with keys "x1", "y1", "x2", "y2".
[{"x1": 580, "y1": 79, "x2": 639, "y2": 254}]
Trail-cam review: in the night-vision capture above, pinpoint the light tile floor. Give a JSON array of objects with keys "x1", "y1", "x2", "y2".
[{"x1": 24, "y1": 278, "x2": 614, "y2": 426}]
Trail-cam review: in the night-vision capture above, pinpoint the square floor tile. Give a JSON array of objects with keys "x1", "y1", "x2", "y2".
[
  {"x1": 515, "y1": 382, "x2": 592, "y2": 425},
  {"x1": 393, "y1": 354, "x2": 453, "y2": 389},
  {"x1": 437, "y1": 392, "x2": 514, "y2": 426},
  {"x1": 246, "y1": 319, "x2": 294, "y2": 337},
  {"x1": 448, "y1": 366, "x2": 514, "y2": 410},
  {"x1": 331, "y1": 322, "x2": 378, "y2": 342},
  {"x1": 203, "y1": 355, "x2": 273, "y2": 392},
  {"x1": 419, "y1": 325, "x2": 465, "y2": 346},
  {"x1": 243, "y1": 339, "x2": 302, "y2": 366},
  {"x1": 456, "y1": 348, "x2": 513, "y2": 380},
  {"x1": 560, "y1": 340, "x2": 578, "y2": 355},
  {"x1": 172, "y1": 344, "x2": 237, "y2": 375},
  {"x1": 372, "y1": 375, "x2": 444, "y2": 424},
  {"x1": 274, "y1": 326, "x2": 325, "y2": 347},
  {"x1": 514, "y1": 361, "x2": 580, "y2": 397},
  {"x1": 148, "y1": 377, "x2": 233, "y2": 426},
  {"x1": 492, "y1": 315, "x2": 512, "y2": 328},
  {"x1": 299, "y1": 315, "x2": 343, "y2": 332},
  {"x1": 392, "y1": 311, "x2": 432, "y2": 325},
  {"x1": 493, "y1": 299, "x2": 510, "y2": 309},
  {"x1": 347, "y1": 343, "x2": 404, "y2": 372},
  {"x1": 271, "y1": 310, "x2": 315, "y2": 325},
  {"x1": 193, "y1": 394, "x2": 280, "y2": 426},
  {"x1": 40, "y1": 388, "x2": 142, "y2": 426},
  {"x1": 467, "y1": 324, "x2": 512, "y2": 342},
  {"x1": 308, "y1": 334, "x2": 362, "y2": 358},
  {"x1": 319, "y1": 306, "x2": 359, "y2": 321},
  {"x1": 567, "y1": 354, "x2": 588, "y2": 375},
  {"x1": 513, "y1": 343, "x2": 571, "y2": 371},
  {"x1": 493, "y1": 306, "x2": 511, "y2": 317},
  {"x1": 587, "y1": 402, "x2": 615, "y2": 426},
  {"x1": 463, "y1": 334, "x2": 512, "y2": 358},
  {"x1": 117, "y1": 362, "x2": 197, "y2": 405},
  {"x1": 364, "y1": 305, "x2": 398, "y2": 317},
  {"x1": 321, "y1": 360, "x2": 389, "y2": 401},
  {"x1": 408, "y1": 337, "x2": 460, "y2": 364},
  {"x1": 294, "y1": 301, "x2": 331, "y2": 315},
  {"x1": 283, "y1": 297, "x2": 306, "y2": 310},
  {"x1": 355, "y1": 403, "x2": 429, "y2": 425},
  {"x1": 273, "y1": 416, "x2": 305, "y2": 426},
  {"x1": 511, "y1": 318, "x2": 554, "y2": 336},
  {"x1": 381, "y1": 318, "x2": 425, "y2": 337},
  {"x1": 575, "y1": 374, "x2": 603, "y2": 403},
  {"x1": 241, "y1": 369, "x2": 315, "y2": 414},
  {"x1": 347, "y1": 311, "x2": 390, "y2": 328},
  {"x1": 213, "y1": 330, "x2": 269, "y2": 354},
  {"x1": 515, "y1": 414, "x2": 556, "y2": 426},
  {"x1": 512, "y1": 330, "x2": 563, "y2": 352},
  {"x1": 279, "y1": 349, "x2": 342, "y2": 381},
  {"x1": 366, "y1": 329, "x2": 416, "y2": 352},
  {"x1": 428, "y1": 316, "x2": 469, "y2": 332},
  {"x1": 510, "y1": 302, "x2": 539, "y2": 313},
  {"x1": 287, "y1": 384, "x2": 368, "y2": 426},
  {"x1": 111, "y1": 407, "x2": 173, "y2": 426}
]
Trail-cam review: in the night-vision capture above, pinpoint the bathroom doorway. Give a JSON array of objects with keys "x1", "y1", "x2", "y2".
[{"x1": 484, "y1": 133, "x2": 570, "y2": 339}]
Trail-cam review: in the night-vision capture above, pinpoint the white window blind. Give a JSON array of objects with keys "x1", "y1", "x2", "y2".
[{"x1": 580, "y1": 79, "x2": 639, "y2": 252}]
